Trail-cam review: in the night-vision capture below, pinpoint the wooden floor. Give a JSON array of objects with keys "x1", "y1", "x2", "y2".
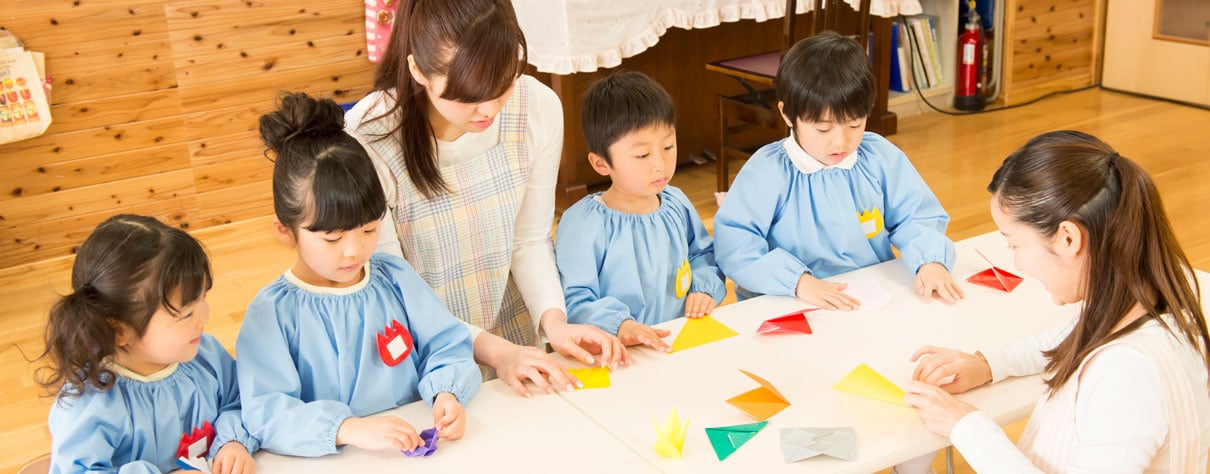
[{"x1": 2, "y1": 88, "x2": 1209, "y2": 472}]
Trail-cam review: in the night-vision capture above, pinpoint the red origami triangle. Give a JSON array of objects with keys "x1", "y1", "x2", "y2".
[
  {"x1": 757, "y1": 313, "x2": 812, "y2": 335},
  {"x1": 967, "y1": 267, "x2": 1024, "y2": 292}
]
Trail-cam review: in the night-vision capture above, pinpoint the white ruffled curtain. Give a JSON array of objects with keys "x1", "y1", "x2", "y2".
[{"x1": 512, "y1": 0, "x2": 923, "y2": 74}]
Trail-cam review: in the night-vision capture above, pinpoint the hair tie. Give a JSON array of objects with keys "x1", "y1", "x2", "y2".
[{"x1": 77, "y1": 282, "x2": 101, "y2": 298}]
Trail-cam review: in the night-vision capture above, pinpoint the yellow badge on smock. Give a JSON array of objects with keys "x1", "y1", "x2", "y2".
[
  {"x1": 675, "y1": 259, "x2": 692, "y2": 298},
  {"x1": 858, "y1": 207, "x2": 884, "y2": 239}
]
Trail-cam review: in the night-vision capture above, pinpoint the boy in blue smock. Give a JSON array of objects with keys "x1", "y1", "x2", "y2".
[
  {"x1": 714, "y1": 32, "x2": 963, "y2": 310},
  {"x1": 555, "y1": 72, "x2": 727, "y2": 352}
]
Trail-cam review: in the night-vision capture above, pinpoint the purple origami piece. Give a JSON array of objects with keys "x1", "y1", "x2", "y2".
[{"x1": 402, "y1": 427, "x2": 438, "y2": 457}]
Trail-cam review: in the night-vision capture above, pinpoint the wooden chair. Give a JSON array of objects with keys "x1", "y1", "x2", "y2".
[{"x1": 706, "y1": 0, "x2": 872, "y2": 191}]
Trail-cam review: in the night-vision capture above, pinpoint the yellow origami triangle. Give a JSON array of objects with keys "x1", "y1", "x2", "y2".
[
  {"x1": 671, "y1": 316, "x2": 739, "y2": 352},
  {"x1": 567, "y1": 367, "x2": 611, "y2": 389},
  {"x1": 832, "y1": 363, "x2": 907, "y2": 406},
  {"x1": 653, "y1": 408, "x2": 689, "y2": 458}
]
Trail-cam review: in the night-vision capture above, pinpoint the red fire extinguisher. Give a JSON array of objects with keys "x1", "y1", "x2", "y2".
[{"x1": 954, "y1": 5, "x2": 986, "y2": 111}]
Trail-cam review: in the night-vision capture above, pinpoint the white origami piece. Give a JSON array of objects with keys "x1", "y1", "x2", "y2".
[{"x1": 779, "y1": 427, "x2": 857, "y2": 462}]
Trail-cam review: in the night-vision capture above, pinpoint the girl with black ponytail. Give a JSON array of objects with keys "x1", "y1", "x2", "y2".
[{"x1": 41, "y1": 214, "x2": 257, "y2": 473}]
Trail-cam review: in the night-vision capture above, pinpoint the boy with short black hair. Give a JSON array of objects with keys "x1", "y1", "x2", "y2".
[
  {"x1": 715, "y1": 31, "x2": 962, "y2": 309},
  {"x1": 555, "y1": 71, "x2": 726, "y2": 353}
]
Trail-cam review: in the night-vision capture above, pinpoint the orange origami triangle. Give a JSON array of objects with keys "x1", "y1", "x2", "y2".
[{"x1": 726, "y1": 370, "x2": 791, "y2": 420}]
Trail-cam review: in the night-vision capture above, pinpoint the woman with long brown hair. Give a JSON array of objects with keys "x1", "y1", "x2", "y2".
[
  {"x1": 905, "y1": 130, "x2": 1210, "y2": 471},
  {"x1": 344, "y1": 0, "x2": 627, "y2": 396}
]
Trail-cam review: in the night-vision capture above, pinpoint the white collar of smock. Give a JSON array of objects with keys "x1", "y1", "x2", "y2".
[
  {"x1": 283, "y1": 262, "x2": 372, "y2": 296},
  {"x1": 781, "y1": 136, "x2": 858, "y2": 173},
  {"x1": 106, "y1": 358, "x2": 179, "y2": 383}
]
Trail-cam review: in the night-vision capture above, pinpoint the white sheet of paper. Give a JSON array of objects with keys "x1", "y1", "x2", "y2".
[{"x1": 804, "y1": 276, "x2": 891, "y2": 311}]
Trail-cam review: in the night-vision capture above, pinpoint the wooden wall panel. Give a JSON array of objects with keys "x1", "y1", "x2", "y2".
[
  {"x1": 0, "y1": 0, "x2": 377, "y2": 268},
  {"x1": 0, "y1": 145, "x2": 192, "y2": 197}
]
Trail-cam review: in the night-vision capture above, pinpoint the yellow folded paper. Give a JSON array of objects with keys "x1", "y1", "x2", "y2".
[
  {"x1": 832, "y1": 363, "x2": 907, "y2": 406},
  {"x1": 567, "y1": 367, "x2": 611, "y2": 389},
  {"x1": 670, "y1": 315, "x2": 738, "y2": 352},
  {"x1": 653, "y1": 408, "x2": 689, "y2": 458}
]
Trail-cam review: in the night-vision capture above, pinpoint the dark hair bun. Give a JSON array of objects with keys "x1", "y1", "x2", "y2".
[{"x1": 259, "y1": 92, "x2": 346, "y2": 153}]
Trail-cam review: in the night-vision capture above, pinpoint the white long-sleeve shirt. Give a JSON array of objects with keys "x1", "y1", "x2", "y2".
[{"x1": 951, "y1": 317, "x2": 1210, "y2": 472}]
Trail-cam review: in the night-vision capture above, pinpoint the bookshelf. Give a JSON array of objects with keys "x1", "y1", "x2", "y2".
[{"x1": 887, "y1": 0, "x2": 959, "y2": 117}]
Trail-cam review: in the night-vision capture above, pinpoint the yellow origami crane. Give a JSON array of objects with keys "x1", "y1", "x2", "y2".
[
  {"x1": 653, "y1": 408, "x2": 689, "y2": 458},
  {"x1": 832, "y1": 363, "x2": 907, "y2": 406},
  {"x1": 567, "y1": 367, "x2": 611, "y2": 389}
]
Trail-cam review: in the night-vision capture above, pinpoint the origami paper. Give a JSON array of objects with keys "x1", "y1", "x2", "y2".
[
  {"x1": 402, "y1": 427, "x2": 438, "y2": 457},
  {"x1": 726, "y1": 370, "x2": 791, "y2": 420},
  {"x1": 832, "y1": 364, "x2": 907, "y2": 406},
  {"x1": 779, "y1": 427, "x2": 857, "y2": 462},
  {"x1": 800, "y1": 277, "x2": 891, "y2": 311},
  {"x1": 967, "y1": 249, "x2": 1024, "y2": 292},
  {"x1": 670, "y1": 315, "x2": 738, "y2": 352},
  {"x1": 175, "y1": 456, "x2": 210, "y2": 473},
  {"x1": 837, "y1": 277, "x2": 892, "y2": 310},
  {"x1": 705, "y1": 421, "x2": 768, "y2": 461},
  {"x1": 567, "y1": 366, "x2": 611, "y2": 389},
  {"x1": 757, "y1": 310, "x2": 814, "y2": 335},
  {"x1": 653, "y1": 408, "x2": 689, "y2": 458}
]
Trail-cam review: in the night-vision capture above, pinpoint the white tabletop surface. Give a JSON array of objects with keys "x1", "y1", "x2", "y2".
[
  {"x1": 555, "y1": 231, "x2": 1079, "y2": 473},
  {"x1": 254, "y1": 380, "x2": 659, "y2": 472},
  {"x1": 252, "y1": 231, "x2": 1208, "y2": 472}
]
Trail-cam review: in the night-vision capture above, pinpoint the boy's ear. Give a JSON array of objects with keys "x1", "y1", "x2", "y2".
[
  {"x1": 406, "y1": 55, "x2": 428, "y2": 87},
  {"x1": 587, "y1": 152, "x2": 612, "y2": 177},
  {"x1": 273, "y1": 218, "x2": 297, "y2": 248},
  {"x1": 777, "y1": 101, "x2": 794, "y2": 129}
]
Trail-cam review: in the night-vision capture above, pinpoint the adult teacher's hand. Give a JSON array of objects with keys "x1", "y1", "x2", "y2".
[
  {"x1": 910, "y1": 345, "x2": 993, "y2": 394},
  {"x1": 477, "y1": 332, "x2": 581, "y2": 397},
  {"x1": 903, "y1": 381, "x2": 978, "y2": 438},
  {"x1": 540, "y1": 309, "x2": 629, "y2": 369}
]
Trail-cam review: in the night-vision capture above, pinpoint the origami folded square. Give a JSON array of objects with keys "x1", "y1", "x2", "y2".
[
  {"x1": 832, "y1": 364, "x2": 907, "y2": 406},
  {"x1": 670, "y1": 315, "x2": 738, "y2": 352},
  {"x1": 757, "y1": 310, "x2": 814, "y2": 335},
  {"x1": 653, "y1": 408, "x2": 689, "y2": 458},
  {"x1": 705, "y1": 420, "x2": 768, "y2": 461},
  {"x1": 967, "y1": 249, "x2": 1024, "y2": 292},
  {"x1": 567, "y1": 367, "x2": 610, "y2": 389},
  {"x1": 780, "y1": 427, "x2": 857, "y2": 462},
  {"x1": 402, "y1": 427, "x2": 438, "y2": 457},
  {"x1": 726, "y1": 370, "x2": 791, "y2": 420}
]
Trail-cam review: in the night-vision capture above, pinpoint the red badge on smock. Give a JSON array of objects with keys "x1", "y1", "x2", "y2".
[
  {"x1": 376, "y1": 319, "x2": 414, "y2": 366},
  {"x1": 177, "y1": 420, "x2": 215, "y2": 460}
]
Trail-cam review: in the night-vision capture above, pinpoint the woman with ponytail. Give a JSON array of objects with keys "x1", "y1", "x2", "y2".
[
  {"x1": 344, "y1": 0, "x2": 627, "y2": 396},
  {"x1": 905, "y1": 131, "x2": 1210, "y2": 472},
  {"x1": 41, "y1": 214, "x2": 257, "y2": 473}
]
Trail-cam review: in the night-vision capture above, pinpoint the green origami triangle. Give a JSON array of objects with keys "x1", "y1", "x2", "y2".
[{"x1": 705, "y1": 421, "x2": 769, "y2": 461}]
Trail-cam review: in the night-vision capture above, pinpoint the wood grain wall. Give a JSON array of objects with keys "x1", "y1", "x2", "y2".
[{"x1": 0, "y1": 0, "x2": 377, "y2": 269}]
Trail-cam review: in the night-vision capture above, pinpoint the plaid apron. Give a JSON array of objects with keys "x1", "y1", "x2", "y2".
[{"x1": 378, "y1": 80, "x2": 537, "y2": 348}]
